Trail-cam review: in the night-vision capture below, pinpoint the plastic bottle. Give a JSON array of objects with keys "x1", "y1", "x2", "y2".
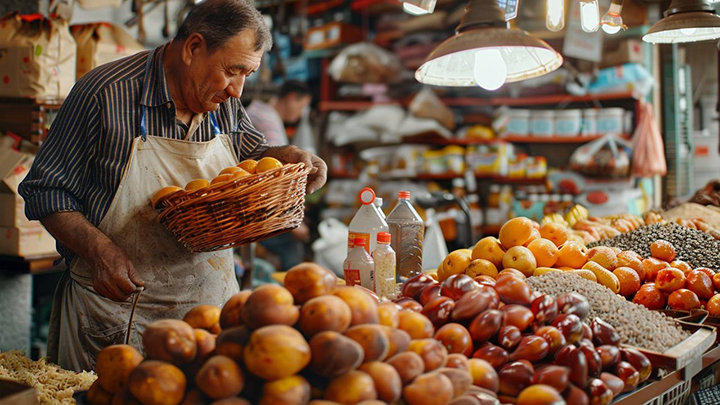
[
  {"x1": 344, "y1": 238, "x2": 375, "y2": 289},
  {"x1": 372, "y1": 232, "x2": 396, "y2": 299},
  {"x1": 386, "y1": 191, "x2": 424, "y2": 279},
  {"x1": 375, "y1": 197, "x2": 386, "y2": 219},
  {"x1": 348, "y1": 188, "x2": 389, "y2": 254}
]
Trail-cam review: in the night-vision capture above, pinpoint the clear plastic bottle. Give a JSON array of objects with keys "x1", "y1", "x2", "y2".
[
  {"x1": 386, "y1": 191, "x2": 424, "y2": 279},
  {"x1": 373, "y1": 232, "x2": 396, "y2": 299},
  {"x1": 344, "y1": 238, "x2": 375, "y2": 290},
  {"x1": 348, "y1": 188, "x2": 389, "y2": 254}
]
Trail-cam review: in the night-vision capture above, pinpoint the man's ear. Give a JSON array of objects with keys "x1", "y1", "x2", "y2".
[{"x1": 181, "y1": 33, "x2": 206, "y2": 66}]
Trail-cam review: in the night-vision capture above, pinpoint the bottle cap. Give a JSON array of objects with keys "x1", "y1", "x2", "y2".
[
  {"x1": 398, "y1": 191, "x2": 411, "y2": 199},
  {"x1": 377, "y1": 232, "x2": 391, "y2": 243},
  {"x1": 353, "y1": 238, "x2": 367, "y2": 246},
  {"x1": 375, "y1": 197, "x2": 383, "y2": 207},
  {"x1": 359, "y1": 188, "x2": 376, "y2": 205}
]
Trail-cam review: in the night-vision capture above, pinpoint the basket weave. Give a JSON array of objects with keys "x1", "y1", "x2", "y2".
[{"x1": 156, "y1": 163, "x2": 311, "y2": 252}]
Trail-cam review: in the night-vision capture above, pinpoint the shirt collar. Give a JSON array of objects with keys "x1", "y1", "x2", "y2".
[{"x1": 140, "y1": 43, "x2": 173, "y2": 107}]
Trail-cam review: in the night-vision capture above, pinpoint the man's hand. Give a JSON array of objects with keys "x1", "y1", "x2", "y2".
[
  {"x1": 40, "y1": 211, "x2": 144, "y2": 302},
  {"x1": 262, "y1": 145, "x2": 327, "y2": 194},
  {"x1": 88, "y1": 240, "x2": 145, "y2": 302}
]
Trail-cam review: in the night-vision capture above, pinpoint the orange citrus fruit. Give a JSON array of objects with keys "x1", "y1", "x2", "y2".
[
  {"x1": 151, "y1": 186, "x2": 183, "y2": 208},
  {"x1": 443, "y1": 250, "x2": 473, "y2": 278},
  {"x1": 633, "y1": 284, "x2": 667, "y2": 310},
  {"x1": 668, "y1": 289, "x2": 701, "y2": 311},
  {"x1": 670, "y1": 261, "x2": 692, "y2": 274},
  {"x1": 211, "y1": 173, "x2": 233, "y2": 185},
  {"x1": 499, "y1": 217, "x2": 535, "y2": 248},
  {"x1": 256, "y1": 157, "x2": 283, "y2": 173},
  {"x1": 555, "y1": 242, "x2": 588, "y2": 269},
  {"x1": 539, "y1": 223, "x2": 567, "y2": 247},
  {"x1": 523, "y1": 228, "x2": 541, "y2": 247},
  {"x1": 465, "y1": 259, "x2": 498, "y2": 279},
  {"x1": 185, "y1": 179, "x2": 210, "y2": 191},
  {"x1": 642, "y1": 258, "x2": 670, "y2": 283},
  {"x1": 237, "y1": 160, "x2": 258, "y2": 174},
  {"x1": 526, "y1": 238, "x2": 559, "y2": 268},
  {"x1": 502, "y1": 246, "x2": 537, "y2": 277},
  {"x1": 613, "y1": 267, "x2": 641, "y2": 297},
  {"x1": 708, "y1": 295, "x2": 720, "y2": 316},
  {"x1": 471, "y1": 237, "x2": 506, "y2": 268},
  {"x1": 617, "y1": 251, "x2": 644, "y2": 279},
  {"x1": 233, "y1": 168, "x2": 251, "y2": 179},
  {"x1": 650, "y1": 240, "x2": 677, "y2": 262},
  {"x1": 219, "y1": 166, "x2": 242, "y2": 176},
  {"x1": 587, "y1": 246, "x2": 618, "y2": 271}
]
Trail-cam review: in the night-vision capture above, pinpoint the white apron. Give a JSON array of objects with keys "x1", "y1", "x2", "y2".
[{"x1": 56, "y1": 50, "x2": 240, "y2": 371}]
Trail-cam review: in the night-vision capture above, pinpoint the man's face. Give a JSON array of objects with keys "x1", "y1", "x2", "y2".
[
  {"x1": 280, "y1": 93, "x2": 311, "y2": 124},
  {"x1": 182, "y1": 30, "x2": 263, "y2": 114}
]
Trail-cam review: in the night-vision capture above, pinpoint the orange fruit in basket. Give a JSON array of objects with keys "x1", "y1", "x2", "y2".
[
  {"x1": 151, "y1": 186, "x2": 183, "y2": 208},
  {"x1": 499, "y1": 217, "x2": 535, "y2": 248},
  {"x1": 650, "y1": 240, "x2": 677, "y2": 262},
  {"x1": 539, "y1": 223, "x2": 567, "y2": 247},
  {"x1": 471, "y1": 237, "x2": 506, "y2": 268},
  {"x1": 185, "y1": 179, "x2": 210, "y2": 191},
  {"x1": 555, "y1": 242, "x2": 588, "y2": 269},
  {"x1": 219, "y1": 166, "x2": 243, "y2": 176},
  {"x1": 233, "y1": 168, "x2": 251, "y2": 179},
  {"x1": 668, "y1": 289, "x2": 701, "y2": 311},
  {"x1": 237, "y1": 159, "x2": 258, "y2": 174},
  {"x1": 633, "y1": 284, "x2": 667, "y2": 310},
  {"x1": 527, "y1": 238, "x2": 559, "y2": 268},
  {"x1": 707, "y1": 295, "x2": 720, "y2": 316},
  {"x1": 211, "y1": 174, "x2": 233, "y2": 185},
  {"x1": 257, "y1": 157, "x2": 284, "y2": 173},
  {"x1": 587, "y1": 246, "x2": 618, "y2": 271},
  {"x1": 613, "y1": 267, "x2": 641, "y2": 297}
]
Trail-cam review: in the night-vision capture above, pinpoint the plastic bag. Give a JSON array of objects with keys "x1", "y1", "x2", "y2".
[
  {"x1": 291, "y1": 107, "x2": 317, "y2": 155},
  {"x1": 631, "y1": 103, "x2": 667, "y2": 177},
  {"x1": 409, "y1": 87, "x2": 456, "y2": 130},
  {"x1": 570, "y1": 134, "x2": 632, "y2": 178},
  {"x1": 312, "y1": 219, "x2": 349, "y2": 277},
  {"x1": 328, "y1": 43, "x2": 403, "y2": 84}
]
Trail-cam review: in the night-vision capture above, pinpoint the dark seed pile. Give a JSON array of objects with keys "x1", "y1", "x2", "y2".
[
  {"x1": 588, "y1": 222, "x2": 720, "y2": 271},
  {"x1": 528, "y1": 272, "x2": 690, "y2": 352}
]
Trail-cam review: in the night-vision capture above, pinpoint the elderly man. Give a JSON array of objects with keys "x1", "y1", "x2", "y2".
[{"x1": 19, "y1": 0, "x2": 326, "y2": 372}]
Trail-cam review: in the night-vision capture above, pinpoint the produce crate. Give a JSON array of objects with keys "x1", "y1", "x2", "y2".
[
  {"x1": 642, "y1": 379, "x2": 691, "y2": 405},
  {"x1": 631, "y1": 321, "x2": 716, "y2": 372},
  {"x1": 0, "y1": 378, "x2": 38, "y2": 405}
]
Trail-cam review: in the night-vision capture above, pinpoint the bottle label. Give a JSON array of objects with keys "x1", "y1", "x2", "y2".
[
  {"x1": 348, "y1": 232, "x2": 371, "y2": 253},
  {"x1": 344, "y1": 269, "x2": 361, "y2": 286}
]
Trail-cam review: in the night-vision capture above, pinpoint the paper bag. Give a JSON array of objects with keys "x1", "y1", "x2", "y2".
[
  {"x1": 0, "y1": 13, "x2": 76, "y2": 100},
  {"x1": 72, "y1": 22, "x2": 145, "y2": 79}
]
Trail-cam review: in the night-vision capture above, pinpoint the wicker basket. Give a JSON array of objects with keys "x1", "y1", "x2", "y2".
[{"x1": 156, "y1": 163, "x2": 311, "y2": 252}]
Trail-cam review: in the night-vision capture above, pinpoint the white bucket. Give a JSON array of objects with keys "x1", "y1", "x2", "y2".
[
  {"x1": 597, "y1": 108, "x2": 625, "y2": 134},
  {"x1": 531, "y1": 110, "x2": 555, "y2": 137},
  {"x1": 555, "y1": 109, "x2": 583, "y2": 137}
]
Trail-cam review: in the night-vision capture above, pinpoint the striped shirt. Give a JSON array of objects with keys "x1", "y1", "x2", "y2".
[{"x1": 18, "y1": 44, "x2": 268, "y2": 262}]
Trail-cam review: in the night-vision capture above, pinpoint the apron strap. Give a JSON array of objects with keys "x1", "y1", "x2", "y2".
[
  {"x1": 139, "y1": 49, "x2": 157, "y2": 142},
  {"x1": 209, "y1": 111, "x2": 222, "y2": 137}
]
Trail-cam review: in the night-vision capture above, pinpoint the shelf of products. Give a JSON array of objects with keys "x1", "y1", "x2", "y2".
[
  {"x1": 402, "y1": 134, "x2": 632, "y2": 146},
  {"x1": 319, "y1": 92, "x2": 638, "y2": 112}
]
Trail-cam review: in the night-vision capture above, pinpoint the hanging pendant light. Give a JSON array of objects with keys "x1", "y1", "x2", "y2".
[
  {"x1": 643, "y1": 0, "x2": 720, "y2": 43},
  {"x1": 601, "y1": 0, "x2": 625, "y2": 34},
  {"x1": 415, "y1": 0, "x2": 563, "y2": 89}
]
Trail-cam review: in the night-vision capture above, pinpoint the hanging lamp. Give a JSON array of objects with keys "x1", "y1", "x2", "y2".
[
  {"x1": 414, "y1": 0, "x2": 563, "y2": 89},
  {"x1": 643, "y1": 0, "x2": 720, "y2": 44}
]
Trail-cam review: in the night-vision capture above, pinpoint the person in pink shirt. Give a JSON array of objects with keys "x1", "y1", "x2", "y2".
[{"x1": 246, "y1": 80, "x2": 312, "y2": 147}]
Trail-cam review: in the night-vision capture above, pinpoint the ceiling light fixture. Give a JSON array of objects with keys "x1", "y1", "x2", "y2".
[
  {"x1": 415, "y1": 0, "x2": 563, "y2": 90},
  {"x1": 580, "y1": 0, "x2": 601, "y2": 32},
  {"x1": 546, "y1": 0, "x2": 565, "y2": 32},
  {"x1": 643, "y1": 0, "x2": 720, "y2": 43},
  {"x1": 601, "y1": 0, "x2": 625, "y2": 34},
  {"x1": 401, "y1": 0, "x2": 437, "y2": 15}
]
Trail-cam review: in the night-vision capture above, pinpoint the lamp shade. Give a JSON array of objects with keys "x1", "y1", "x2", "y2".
[
  {"x1": 643, "y1": 0, "x2": 720, "y2": 43},
  {"x1": 415, "y1": 0, "x2": 563, "y2": 87}
]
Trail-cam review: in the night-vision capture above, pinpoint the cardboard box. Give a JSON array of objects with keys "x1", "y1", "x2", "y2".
[
  {"x1": 601, "y1": 39, "x2": 645, "y2": 68},
  {"x1": 0, "y1": 225, "x2": 56, "y2": 257},
  {"x1": 0, "y1": 136, "x2": 56, "y2": 257}
]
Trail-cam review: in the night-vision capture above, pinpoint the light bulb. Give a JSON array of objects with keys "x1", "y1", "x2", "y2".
[
  {"x1": 601, "y1": 2, "x2": 623, "y2": 35},
  {"x1": 546, "y1": 0, "x2": 565, "y2": 32},
  {"x1": 473, "y1": 49, "x2": 507, "y2": 91},
  {"x1": 580, "y1": 0, "x2": 600, "y2": 32},
  {"x1": 681, "y1": 27, "x2": 697, "y2": 35},
  {"x1": 403, "y1": 2, "x2": 429, "y2": 15}
]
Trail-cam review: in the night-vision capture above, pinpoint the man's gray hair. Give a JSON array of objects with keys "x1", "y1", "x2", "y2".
[{"x1": 175, "y1": 0, "x2": 273, "y2": 53}]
